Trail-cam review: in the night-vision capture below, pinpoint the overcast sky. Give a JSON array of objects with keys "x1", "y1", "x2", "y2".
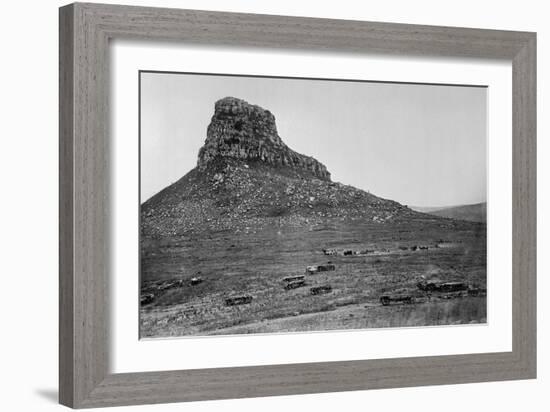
[{"x1": 140, "y1": 72, "x2": 487, "y2": 208}]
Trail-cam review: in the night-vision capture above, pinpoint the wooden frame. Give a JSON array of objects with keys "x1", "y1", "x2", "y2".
[{"x1": 59, "y1": 2, "x2": 536, "y2": 408}]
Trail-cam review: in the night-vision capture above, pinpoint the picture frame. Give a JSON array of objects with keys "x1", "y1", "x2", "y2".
[{"x1": 59, "y1": 2, "x2": 536, "y2": 408}]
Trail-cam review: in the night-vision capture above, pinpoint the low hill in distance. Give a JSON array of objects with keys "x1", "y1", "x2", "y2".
[{"x1": 410, "y1": 203, "x2": 486, "y2": 223}]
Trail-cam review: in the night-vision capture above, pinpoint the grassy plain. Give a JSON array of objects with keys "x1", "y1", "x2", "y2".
[{"x1": 140, "y1": 216, "x2": 486, "y2": 338}]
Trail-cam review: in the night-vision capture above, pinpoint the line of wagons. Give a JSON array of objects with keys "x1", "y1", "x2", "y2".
[
  {"x1": 282, "y1": 265, "x2": 335, "y2": 292},
  {"x1": 322, "y1": 245, "x2": 431, "y2": 256},
  {"x1": 226, "y1": 264, "x2": 336, "y2": 307},
  {"x1": 379, "y1": 281, "x2": 487, "y2": 306},
  {"x1": 141, "y1": 263, "x2": 337, "y2": 308},
  {"x1": 141, "y1": 248, "x2": 486, "y2": 309}
]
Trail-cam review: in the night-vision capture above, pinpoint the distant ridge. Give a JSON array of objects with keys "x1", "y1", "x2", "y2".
[{"x1": 410, "y1": 202, "x2": 486, "y2": 223}]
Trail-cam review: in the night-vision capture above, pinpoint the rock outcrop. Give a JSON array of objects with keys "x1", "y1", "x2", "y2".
[{"x1": 197, "y1": 97, "x2": 330, "y2": 181}]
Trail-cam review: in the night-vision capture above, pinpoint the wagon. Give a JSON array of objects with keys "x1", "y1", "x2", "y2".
[
  {"x1": 306, "y1": 264, "x2": 336, "y2": 274},
  {"x1": 190, "y1": 277, "x2": 203, "y2": 285},
  {"x1": 225, "y1": 295, "x2": 253, "y2": 306},
  {"x1": 310, "y1": 285, "x2": 332, "y2": 295},
  {"x1": 285, "y1": 280, "x2": 306, "y2": 290},
  {"x1": 140, "y1": 293, "x2": 155, "y2": 305},
  {"x1": 417, "y1": 281, "x2": 467, "y2": 293},
  {"x1": 438, "y1": 282, "x2": 467, "y2": 292},
  {"x1": 467, "y1": 287, "x2": 487, "y2": 297},
  {"x1": 380, "y1": 294, "x2": 414, "y2": 306},
  {"x1": 283, "y1": 275, "x2": 305, "y2": 283}
]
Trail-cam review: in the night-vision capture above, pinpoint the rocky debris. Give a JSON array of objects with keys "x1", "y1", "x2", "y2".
[{"x1": 140, "y1": 154, "x2": 425, "y2": 236}]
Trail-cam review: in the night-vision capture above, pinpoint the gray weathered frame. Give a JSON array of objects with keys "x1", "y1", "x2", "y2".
[{"x1": 59, "y1": 2, "x2": 536, "y2": 408}]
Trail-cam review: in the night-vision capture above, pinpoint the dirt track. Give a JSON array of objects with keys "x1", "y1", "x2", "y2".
[{"x1": 208, "y1": 297, "x2": 487, "y2": 336}]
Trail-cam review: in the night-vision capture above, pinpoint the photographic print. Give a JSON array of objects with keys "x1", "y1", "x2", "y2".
[{"x1": 139, "y1": 72, "x2": 487, "y2": 338}]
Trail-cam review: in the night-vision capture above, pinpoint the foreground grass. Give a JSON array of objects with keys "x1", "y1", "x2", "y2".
[{"x1": 208, "y1": 296, "x2": 487, "y2": 335}]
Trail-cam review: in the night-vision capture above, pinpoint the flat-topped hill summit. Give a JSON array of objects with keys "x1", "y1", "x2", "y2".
[
  {"x1": 197, "y1": 97, "x2": 330, "y2": 181},
  {"x1": 141, "y1": 97, "x2": 455, "y2": 236}
]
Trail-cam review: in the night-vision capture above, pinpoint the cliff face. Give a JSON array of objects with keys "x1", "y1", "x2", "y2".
[{"x1": 197, "y1": 97, "x2": 331, "y2": 181}]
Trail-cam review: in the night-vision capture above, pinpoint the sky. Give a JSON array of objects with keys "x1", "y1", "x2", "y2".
[{"x1": 140, "y1": 72, "x2": 487, "y2": 208}]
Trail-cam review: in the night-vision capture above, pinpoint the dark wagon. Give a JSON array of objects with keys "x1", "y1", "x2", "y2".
[
  {"x1": 225, "y1": 295, "x2": 253, "y2": 306},
  {"x1": 380, "y1": 295, "x2": 414, "y2": 306},
  {"x1": 417, "y1": 281, "x2": 468, "y2": 293},
  {"x1": 285, "y1": 280, "x2": 306, "y2": 290},
  {"x1": 310, "y1": 285, "x2": 332, "y2": 295}
]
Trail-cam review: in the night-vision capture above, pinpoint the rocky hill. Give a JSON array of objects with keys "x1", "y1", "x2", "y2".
[
  {"x1": 141, "y1": 97, "x2": 434, "y2": 237},
  {"x1": 197, "y1": 97, "x2": 330, "y2": 180}
]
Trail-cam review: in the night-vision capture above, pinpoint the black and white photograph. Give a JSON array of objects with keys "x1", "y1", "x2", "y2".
[
  {"x1": 139, "y1": 71, "x2": 488, "y2": 338},
  {"x1": 2, "y1": 0, "x2": 543, "y2": 410}
]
